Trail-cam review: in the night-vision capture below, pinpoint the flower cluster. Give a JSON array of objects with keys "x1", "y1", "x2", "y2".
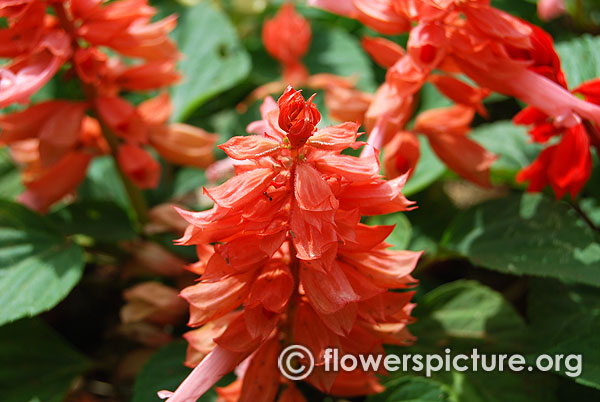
[
  {"x1": 312, "y1": 0, "x2": 600, "y2": 197},
  {"x1": 161, "y1": 87, "x2": 421, "y2": 401},
  {"x1": 0, "y1": 0, "x2": 217, "y2": 212}
]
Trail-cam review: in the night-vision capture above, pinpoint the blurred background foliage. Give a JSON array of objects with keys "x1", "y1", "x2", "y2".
[{"x1": 0, "y1": 0, "x2": 600, "y2": 401}]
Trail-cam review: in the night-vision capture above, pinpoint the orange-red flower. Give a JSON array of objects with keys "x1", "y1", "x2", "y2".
[
  {"x1": 0, "y1": 0, "x2": 217, "y2": 212},
  {"x1": 160, "y1": 88, "x2": 420, "y2": 401},
  {"x1": 238, "y1": 2, "x2": 357, "y2": 111},
  {"x1": 263, "y1": 3, "x2": 311, "y2": 83}
]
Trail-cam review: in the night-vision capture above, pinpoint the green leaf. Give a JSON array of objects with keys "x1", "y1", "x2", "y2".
[
  {"x1": 405, "y1": 184, "x2": 458, "y2": 256},
  {"x1": 490, "y1": 0, "x2": 537, "y2": 19},
  {"x1": 304, "y1": 22, "x2": 376, "y2": 91},
  {"x1": 170, "y1": 2, "x2": 251, "y2": 121},
  {"x1": 556, "y1": 35, "x2": 600, "y2": 88},
  {"x1": 368, "y1": 377, "x2": 452, "y2": 402},
  {"x1": 133, "y1": 341, "x2": 230, "y2": 402},
  {"x1": 402, "y1": 137, "x2": 447, "y2": 196},
  {"x1": 0, "y1": 318, "x2": 89, "y2": 402},
  {"x1": 370, "y1": 212, "x2": 412, "y2": 250},
  {"x1": 0, "y1": 148, "x2": 23, "y2": 201},
  {"x1": 442, "y1": 193, "x2": 600, "y2": 286},
  {"x1": 410, "y1": 280, "x2": 528, "y2": 352},
  {"x1": 78, "y1": 156, "x2": 130, "y2": 211},
  {"x1": 470, "y1": 121, "x2": 542, "y2": 182},
  {"x1": 385, "y1": 281, "x2": 557, "y2": 402},
  {"x1": 417, "y1": 83, "x2": 454, "y2": 113},
  {"x1": 174, "y1": 167, "x2": 207, "y2": 197},
  {"x1": 528, "y1": 279, "x2": 600, "y2": 389},
  {"x1": 49, "y1": 201, "x2": 137, "y2": 243},
  {"x1": 0, "y1": 200, "x2": 85, "y2": 325}
]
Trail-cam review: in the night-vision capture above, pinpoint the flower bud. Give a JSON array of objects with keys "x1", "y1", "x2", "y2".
[{"x1": 277, "y1": 86, "x2": 320, "y2": 148}]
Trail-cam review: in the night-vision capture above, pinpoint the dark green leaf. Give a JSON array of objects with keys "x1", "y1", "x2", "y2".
[
  {"x1": 528, "y1": 279, "x2": 600, "y2": 389},
  {"x1": 368, "y1": 377, "x2": 452, "y2": 402},
  {"x1": 0, "y1": 200, "x2": 85, "y2": 325},
  {"x1": 410, "y1": 280, "x2": 528, "y2": 352},
  {"x1": 406, "y1": 184, "x2": 458, "y2": 255},
  {"x1": 133, "y1": 341, "x2": 230, "y2": 402},
  {"x1": 78, "y1": 156, "x2": 131, "y2": 211},
  {"x1": 0, "y1": 318, "x2": 89, "y2": 402},
  {"x1": 402, "y1": 137, "x2": 446, "y2": 196},
  {"x1": 49, "y1": 201, "x2": 137, "y2": 242},
  {"x1": 442, "y1": 193, "x2": 600, "y2": 286},
  {"x1": 385, "y1": 281, "x2": 556, "y2": 402},
  {"x1": 491, "y1": 0, "x2": 537, "y2": 19}
]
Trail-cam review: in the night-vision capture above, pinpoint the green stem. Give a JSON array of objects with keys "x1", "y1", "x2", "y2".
[
  {"x1": 101, "y1": 125, "x2": 149, "y2": 226},
  {"x1": 568, "y1": 199, "x2": 599, "y2": 233}
]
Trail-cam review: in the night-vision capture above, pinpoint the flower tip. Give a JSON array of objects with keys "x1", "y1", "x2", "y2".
[{"x1": 157, "y1": 390, "x2": 174, "y2": 400}]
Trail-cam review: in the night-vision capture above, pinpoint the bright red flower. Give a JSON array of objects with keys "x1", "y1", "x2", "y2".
[
  {"x1": 516, "y1": 125, "x2": 592, "y2": 199},
  {"x1": 514, "y1": 78, "x2": 600, "y2": 198},
  {"x1": 160, "y1": 88, "x2": 420, "y2": 401},
  {"x1": 310, "y1": 0, "x2": 600, "y2": 191}
]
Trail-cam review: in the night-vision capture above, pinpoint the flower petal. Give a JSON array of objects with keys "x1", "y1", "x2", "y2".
[{"x1": 219, "y1": 136, "x2": 281, "y2": 160}]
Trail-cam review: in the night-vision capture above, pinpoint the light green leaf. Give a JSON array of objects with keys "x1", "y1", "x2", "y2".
[
  {"x1": 417, "y1": 83, "x2": 454, "y2": 113},
  {"x1": 304, "y1": 23, "x2": 376, "y2": 91},
  {"x1": 0, "y1": 148, "x2": 23, "y2": 201},
  {"x1": 0, "y1": 318, "x2": 89, "y2": 402},
  {"x1": 370, "y1": 212, "x2": 412, "y2": 250},
  {"x1": 170, "y1": 2, "x2": 251, "y2": 121},
  {"x1": 470, "y1": 121, "x2": 542, "y2": 182},
  {"x1": 556, "y1": 35, "x2": 600, "y2": 88},
  {"x1": 174, "y1": 168, "x2": 206, "y2": 197},
  {"x1": 0, "y1": 200, "x2": 85, "y2": 325},
  {"x1": 442, "y1": 193, "x2": 600, "y2": 286}
]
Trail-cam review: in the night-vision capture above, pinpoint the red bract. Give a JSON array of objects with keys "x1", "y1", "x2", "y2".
[
  {"x1": 309, "y1": 0, "x2": 600, "y2": 193},
  {"x1": 160, "y1": 88, "x2": 420, "y2": 402},
  {"x1": 0, "y1": 0, "x2": 217, "y2": 212}
]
